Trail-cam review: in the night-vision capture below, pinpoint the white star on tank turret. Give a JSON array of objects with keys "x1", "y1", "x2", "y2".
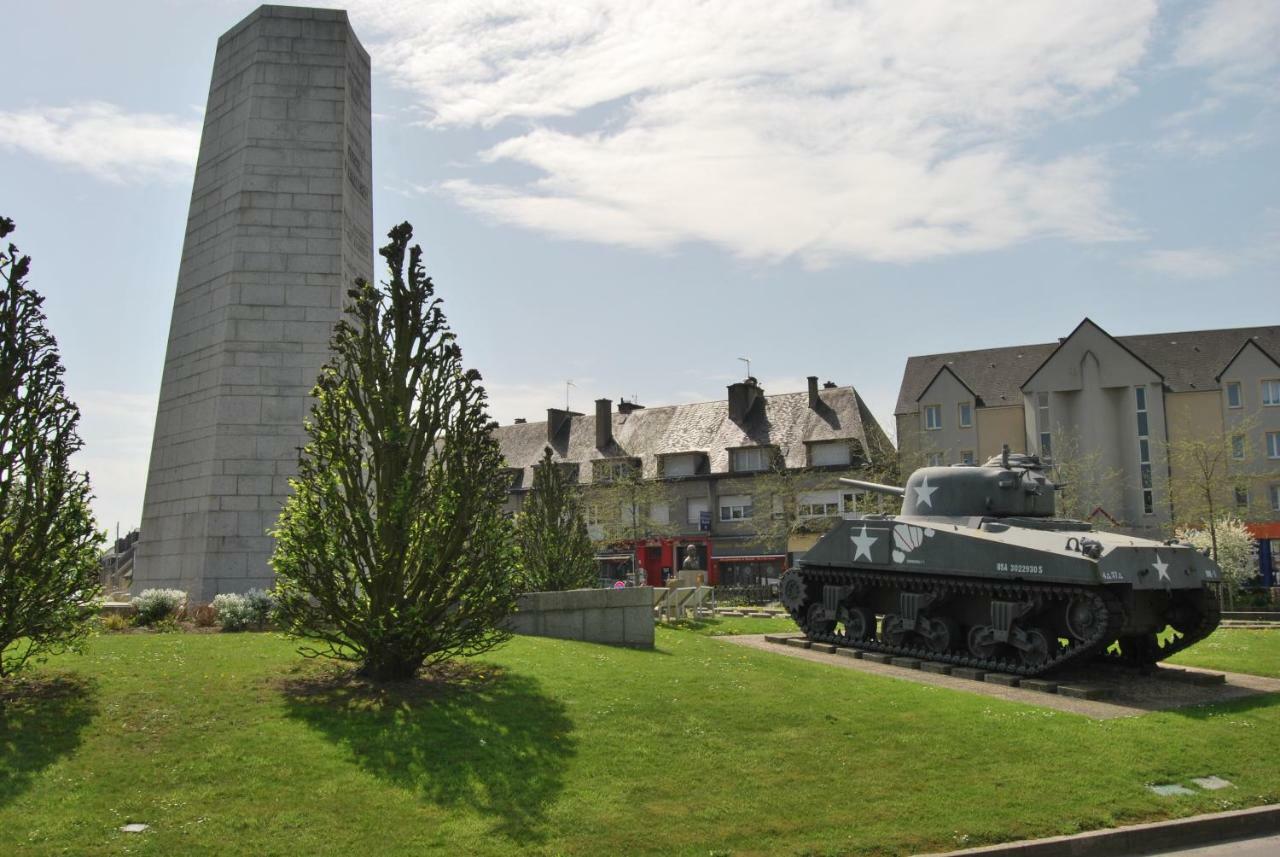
[
  {"x1": 850, "y1": 525, "x2": 877, "y2": 562},
  {"x1": 1153, "y1": 554, "x2": 1170, "y2": 582},
  {"x1": 912, "y1": 475, "x2": 938, "y2": 509}
]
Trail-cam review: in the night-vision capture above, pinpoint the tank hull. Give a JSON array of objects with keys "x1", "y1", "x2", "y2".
[{"x1": 784, "y1": 515, "x2": 1222, "y2": 675}]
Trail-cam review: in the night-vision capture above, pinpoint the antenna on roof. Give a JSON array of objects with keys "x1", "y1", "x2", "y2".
[
  {"x1": 737, "y1": 356, "x2": 751, "y2": 379},
  {"x1": 565, "y1": 379, "x2": 575, "y2": 410}
]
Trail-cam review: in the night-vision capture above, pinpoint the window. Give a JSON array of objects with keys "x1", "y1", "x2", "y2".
[
  {"x1": 719, "y1": 494, "x2": 753, "y2": 521},
  {"x1": 1232, "y1": 434, "x2": 1245, "y2": 460},
  {"x1": 594, "y1": 458, "x2": 639, "y2": 482},
  {"x1": 809, "y1": 441, "x2": 851, "y2": 467},
  {"x1": 1268, "y1": 431, "x2": 1280, "y2": 459},
  {"x1": 960, "y1": 450, "x2": 975, "y2": 465},
  {"x1": 1264, "y1": 380, "x2": 1280, "y2": 407},
  {"x1": 662, "y1": 453, "x2": 700, "y2": 478},
  {"x1": 686, "y1": 498, "x2": 709, "y2": 525},
  {"x1": 1272, "y1": 485, "x2": 1280, "y2": 512},
  {"x1": 1226, "y1": 381, "x2": 1242, "y2": 409},
  {"x1": 1136, "y1": 387, "x2": 1153, "y2": 515},
  {"x1": 958, "y1": 402, "x2": 973, "y2": 428},
  {"x1": 1039, "y1": 432, "x2": 1052, "y2": 458},
  {"x1": 924, "y1": 404, "x2": 942, "y2": 430},
  {"x1": 649, "y1": 504, "x2": 670, "y2": 525},
  {"x1": 1037, "y1": 392, "x2": 1050, "y2": 457},
  {"x1": 585, "y1": 504, "x2": 601, "y2": 525},
  {"x1": 1235, "y1": 487, "x2": 1249, "y2": 510},
  {"x1": 926, "y1": 452, "x2": 944, "y2": 467},
  {"x1": 730, "y1": 446, "x2": 771, "y2": 472},
  {"x1": 797, "y1": 492, "x2": 841, "y2": 518}
]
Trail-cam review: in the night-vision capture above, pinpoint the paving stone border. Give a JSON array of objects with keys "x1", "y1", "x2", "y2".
[{"x1": 933, "y1": 803, "x2": 1280, "y2": 856}]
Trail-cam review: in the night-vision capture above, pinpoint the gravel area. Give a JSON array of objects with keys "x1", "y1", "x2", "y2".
[{"x1": 722, "y1": 634, "x2": 1280, "y2": 720}]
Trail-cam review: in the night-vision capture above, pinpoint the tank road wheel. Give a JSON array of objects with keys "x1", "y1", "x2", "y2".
[
  {"x1": 841, "y1": 606, "x2": 876, "y2": 642},
  {"x1": 779, "y1": 569, "x2": 807, "y2": 614},
  {"x1": 880, "y1": 613, "x2": 906, "y2": 648},
  {"x1": 806, "y1": 603, "x2": 836, "y2": 637},
  {"x1": 1017, "y1": 628, "x2": 1050, "y2": 668},
  {"x1": 921, "y1": 616, "x2": 961, "y2": 655},
  {"x1": 967, "y1": 625, "x2": 998, "y2": 660},
  {"x1": 1065, "y1": 596, "x2": 1104, "y2": 641}
]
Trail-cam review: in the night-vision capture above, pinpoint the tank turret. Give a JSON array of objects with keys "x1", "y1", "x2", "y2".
[
  {"x1": 841, "y1": 448, "x2": 1056, "y2": 518},
  {"x1": 780, "y1": 446, "x2": 1222, "y2": 676}
]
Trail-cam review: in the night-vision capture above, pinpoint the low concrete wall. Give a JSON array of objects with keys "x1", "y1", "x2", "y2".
[{"x1": 509, "y1": 587, "x2": 654, "y2": 649}]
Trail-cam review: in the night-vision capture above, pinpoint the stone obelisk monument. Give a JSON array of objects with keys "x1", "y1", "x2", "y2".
[{"x1": 134, "y1": 6, "x2": 373, "y2": 601}]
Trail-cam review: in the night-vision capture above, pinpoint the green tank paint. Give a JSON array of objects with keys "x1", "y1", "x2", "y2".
[{"x1": 782, "y1": 451, "x2": 1221, "y2": 675}]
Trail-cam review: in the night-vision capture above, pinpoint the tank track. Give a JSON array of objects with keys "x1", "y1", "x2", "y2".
[
  {"x1": 1094, "y1": 587, "x2": 1221, "y2": 668},
  {"x1": 788, "y1": 566, "x2": 1124, "y2": 677}
]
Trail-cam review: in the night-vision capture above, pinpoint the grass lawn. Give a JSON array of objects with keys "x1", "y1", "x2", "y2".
[
  {"x1": 665, "y1": 614, "x2": 797, "y2": 636},
  {"x1": 1168, "y1": 629, "x2": 1280, "y2": 678},
  {"x1": 2, "y1": 628, "x2": 1278, "y2": 857}
]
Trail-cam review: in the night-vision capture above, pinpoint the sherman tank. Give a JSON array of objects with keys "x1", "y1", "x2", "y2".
[{"x1": 779, "y1": 450, "x2": 1222, "y2": 675}]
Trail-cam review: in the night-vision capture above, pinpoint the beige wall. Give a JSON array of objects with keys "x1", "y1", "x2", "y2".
[
  {"x1": 913, "y1": 368, "x2": 978, "y2": 465},
  {"x1": 1218, "y1": 344, "x2": 1280, "y2": 520},
  {"x1": 976, "y1": 405, "x2": 1026, "y2": 461}
]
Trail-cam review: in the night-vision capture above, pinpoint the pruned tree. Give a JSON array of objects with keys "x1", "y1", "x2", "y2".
[
  {"x1": 516, "y1": 446, "x2": 597, "y2": 591},
  {"x1": 0, "y1": 216, "x2": 104, "y2": 678},
  {"x1": 270, "y1": 222, "x2": 518, "y2": 682}
]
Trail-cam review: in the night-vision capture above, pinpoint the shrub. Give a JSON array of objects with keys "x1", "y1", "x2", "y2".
[
  {"x1": 131, "y1": 588, "x2": 186, "y2": 626},
  {"x1": 191, "y1": 604, "x2": 219, "y2": 627},
  {"x1": 98, "y1": 612, "x2": 133, "y2": 632},
  {"x1": 212, "y1": 589, "x2": 275, "y2": 631}
]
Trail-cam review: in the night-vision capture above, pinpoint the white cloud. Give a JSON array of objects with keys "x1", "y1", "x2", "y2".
[
  {"x1": 0, "y1": 101, "x2": 199, "y2": 183},
  {"x1": 1133, "y1": 248, "x2": 1236, "y2": 279},
  {"x1": 346, "y1": 0, "x2": 1154, "y2": 264},
  {"x1": 1175, "y1": 0, "x2": 1280, "y2": 87}
]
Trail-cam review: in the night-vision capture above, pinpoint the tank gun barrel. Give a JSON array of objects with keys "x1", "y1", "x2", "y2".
[{"x1": 838, "y1": 477, "x2": 906, "y2": 497}]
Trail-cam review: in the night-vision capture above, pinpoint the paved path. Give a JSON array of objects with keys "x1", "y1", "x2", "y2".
[{"x1": 1151, "y1": 832, "x2": 1280, "y2": 855}]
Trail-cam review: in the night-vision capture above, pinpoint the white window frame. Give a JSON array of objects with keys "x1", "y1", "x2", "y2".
[
  {"x1": 1136, "y1": 386, "x2": 1153, "y2": 516},
  {"x1": 923, "y1": 404, "x2": 942, "y2": 431},
  {"x1": 958, "y1": 402, "x2": 973, "y2": 428},
  {"x1": 797, "y1": 491, "x2": 842, "y2": 518},
  {"x1": 1268, "y1": 431, "x2": 1280, "y2": 460},
  {"x1": 926, "y1": 452, "x2": 944, "y2": 467},
  {"x1": 730, "y1": 446, "x2": 771, "y2": 472},
  {"x1": 1272, "y1": 484, "x2": 1280, "y2": 513},
  {"x1": 1232, "y1": 434, "x2": 1246, "y2": 460},
  {"x1": 1265, "y1": 379, "x2": 1280, "y2": 407},
  {"x1": 719, "y1": 495, "x2": 753, "y2": 521},
  {"x1": 1225, "y1": 381, "x2": 1242, "y2": 409}
]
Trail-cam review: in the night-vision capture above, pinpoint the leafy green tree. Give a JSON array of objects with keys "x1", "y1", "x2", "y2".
[
  {"x1": 0, "y1": 216, "x2": 104, "y2": 678},
  {"x1": 270, "y1": 222, "x2": 518, "y2": 682},
  {"x1": 516, "y1": 447, "x2": 597, "y2": 591},
  {"x1": 582, "y1": 466, "x2": 678, "y2": 548}
]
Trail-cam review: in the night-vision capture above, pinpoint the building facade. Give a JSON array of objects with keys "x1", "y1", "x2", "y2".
[
  {"x1": 895, "y1": 319, "x2": 1280, "y2": 583},
  {"x1": 492, "y1": 377, "x2": 895, "y2": 588}
]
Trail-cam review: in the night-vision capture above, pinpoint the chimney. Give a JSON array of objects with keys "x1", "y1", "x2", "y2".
[
  {"x1": 727, "y1": 377, "x2": 763, "y2": 423},
  {"x1": 823, "y1": 380, "x2": 837, "y2": 389},
  {"x1": 618, "y1": 399, "x2": 645, "y2": 415},
  {"x1": 595, "y1": 398, "x2": 613, "y2": 448},
  {"x1": 807, "y1": 376, "x2": 819, "y2": 409},
  {"x1": 546, "y1": 408, "x2": 581, "y2": 443},
  {"x1": 514, "y1": 418, "x2": 526, "y2": 424}
]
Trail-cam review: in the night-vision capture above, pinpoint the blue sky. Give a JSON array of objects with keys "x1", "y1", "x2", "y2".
[{"x1": 1, "y1": 0, "x2": 1277, "y2": 532}]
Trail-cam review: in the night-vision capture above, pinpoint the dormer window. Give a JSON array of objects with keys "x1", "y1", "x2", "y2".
[
  {"x1": 808, "y1": 441, "x2": 851, "y2": 467},
  {"x1": 660, "y1": 452, "x2": 708, "y2": 478},
  {"x1": 593, "y1": 458, "x2": 640, "y2": 482},
  {"x1": 730, "y1": 446, "x2": 773, "y2": 472}
]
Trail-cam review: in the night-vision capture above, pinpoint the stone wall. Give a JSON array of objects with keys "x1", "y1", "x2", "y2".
[{"x1": 509, "y1": 587, "x2": 654, "y2": 649}]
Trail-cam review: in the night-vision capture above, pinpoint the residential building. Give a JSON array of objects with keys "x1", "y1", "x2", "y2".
[
  {"x1": 492, "y1": 377, "x2": 894, "y2": 587},
  {"x1": 895, "y1": 318, "x2": 1280, "y2": 584}
]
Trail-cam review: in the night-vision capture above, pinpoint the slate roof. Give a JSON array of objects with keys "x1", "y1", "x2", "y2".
[
  {"x1": 492, "y1": 386, "x2": 893, "y2": 487},
  {"x1": 895, "y1": 323, "x2": 1280, "y2": 416}
]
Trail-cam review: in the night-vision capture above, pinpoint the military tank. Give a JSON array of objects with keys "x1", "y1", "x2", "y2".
[{"x1": 779, "y1": 449, "x2": 1221, "y2": 675}]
